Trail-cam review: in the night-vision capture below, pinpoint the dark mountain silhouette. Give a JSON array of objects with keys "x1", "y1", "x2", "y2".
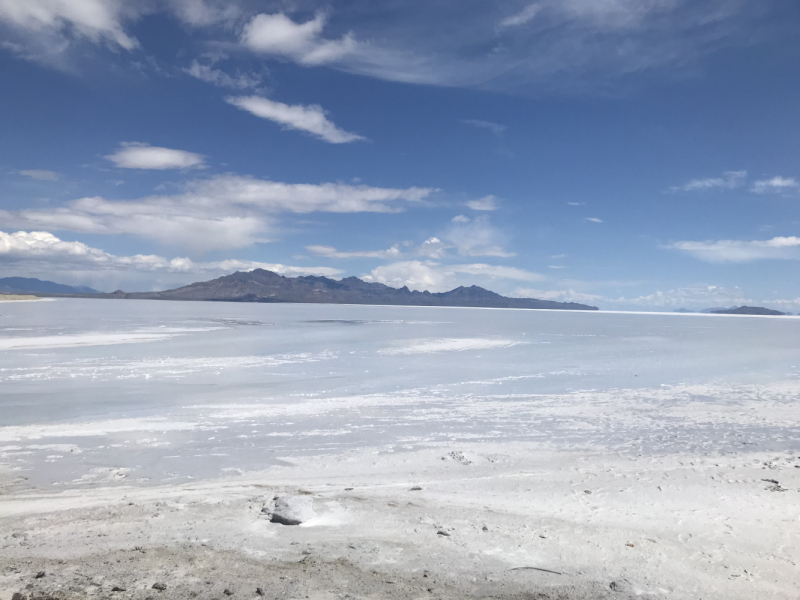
[
  {"x1": 110, "y1": 269, "x2": 598, "y2": 310},
  {"x1": 711, "y1": 306, "x2": 785, "y2": 316},
  {"x1": 0, "y1": 277, "x2": 98, "y2": 295}
]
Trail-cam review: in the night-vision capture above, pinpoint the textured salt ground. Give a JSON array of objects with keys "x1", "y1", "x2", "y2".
[{"x1": 2, "y1": 443, "x2": 799, "y2": 600}]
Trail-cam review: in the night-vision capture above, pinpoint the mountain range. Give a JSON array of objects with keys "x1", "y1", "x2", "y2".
[
  {"x1": 117, "y1": 269, "x2": 599, "y2": 310},
  {"x1": 5, "y1": 269, "x2": 598, "y2": 310}
]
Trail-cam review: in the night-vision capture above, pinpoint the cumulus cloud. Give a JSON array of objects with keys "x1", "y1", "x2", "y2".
[
  {"x1": 240, "y1": 12, "x2": 356, "y2": 66},
  {"x1": 0, "y1": 230, "x2": 340, "y2": 287},
  {"x1": 226, "y1": 96, "x2": 365, "y2": 144},
  {"x1": 363, "y1": 260, "x2": 542, "y2": 292},
  {"x1": 105, "y1": 142, "x2": 206, "y2": 170},
  {"x1": 306, "y1": 244, "x2": 401, "y2": 259},
  {"x1": 466, "y1": 195, "x2": 499, "y2": 211},
  {"x1": 184, "y1": 60, "x2": 262, "y2": 90},
  {"x1": 0, "y1": 175, "x2": 434, "y2": 251},
  {"x1": 669, "y1": 170, "x2": 746, "y2": 192},
  {"x1": 462, "y1": 119, "x2": 507, "y2": 136},
  {"x1": 751, "y1": 176, "x2": 798, "y2": 195},
  {"x1": 19, "y1": 169, "x2": 60, "y2": 181},
  {"x1": 443, "y1": 215, "x2": 514, "y2": 257},
  {"x1": 667, "y1": 236, "x2": 800, "y2": 263},
  {"x1": 499, "y1": 4, "x2": 542, "y2": 27}
]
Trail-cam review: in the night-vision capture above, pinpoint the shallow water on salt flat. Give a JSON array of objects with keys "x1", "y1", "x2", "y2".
[{"x1": 0, "y1": 299, "x2": 798, "y2": 487}]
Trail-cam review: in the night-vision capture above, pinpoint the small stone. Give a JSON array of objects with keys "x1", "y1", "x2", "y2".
[
  {"x1": 35, "y1": 571, "x2": 45, "y2": 579},
  {"x1": 223, "y1": 588, "x2": 234, "y2": 596},
  {"x1": 112, "y1": 586, "x2": 127, "y2": 592},
  {"x1": 267, "y1": 496, "x2": 316, "y2": 526},
  {"x1": 609, "y1": 579, "x2": 633, "y2": 593},
  {"x1": 436, "y1": 530, "x2": 450, "y2": 537},
  {"x1": 255, "y1": 588, "x2": 264, "y2": 596},
  {"x1": 482, "y1": 525, "x2": 488, "y2": 532},
  {"x1": 409, "y1": 486, "x2": 422, "y2": 491},
  {"x1": 12, "y1": 593, "x2": 27, "y2": 600},
  {"x1": 152, "y1": 583, "x2": 167, "y2": 591}
]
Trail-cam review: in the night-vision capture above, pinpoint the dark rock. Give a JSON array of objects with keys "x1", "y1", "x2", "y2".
[
  {"x1": 34, "y1": 572, "x2": 45, "y2": 579},
  {"x1": 255, "y1": 588, "x2": 264, "y2": 597},
  {"x1": 223, "y1": 589, "x2": 234, "y2": 596},
  {"x1": 12, "y1": 593, "x2": 27, "y2": 600},
  {"x1": 112, "y1": 586, "x2": 126, "y2": 592},
  {"x1": 152, "y1": 583, "x2": 167, "y2": 591},
  {"x1": 267, "y1": 496, "x2": 316, "y2": 525}
]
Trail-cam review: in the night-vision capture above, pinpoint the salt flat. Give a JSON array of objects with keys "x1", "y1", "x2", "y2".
[{"x1": 0, "y1": 299, "x2": 799, "y2": 599}]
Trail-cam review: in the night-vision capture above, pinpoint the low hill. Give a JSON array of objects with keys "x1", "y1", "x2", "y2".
[
  {"x1": 0, "y1": 277, "x2": 98, "y2": 295},
  {"x1": 711, "y1": 306, "x2": 785, "y2": 316}
]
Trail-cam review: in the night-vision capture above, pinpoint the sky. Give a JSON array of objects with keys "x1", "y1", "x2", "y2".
[{"x1": 0, "y1": 0, "x2": 799, "y2": 311}]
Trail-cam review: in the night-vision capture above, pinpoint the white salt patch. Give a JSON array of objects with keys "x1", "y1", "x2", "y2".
[
  {"x1": 378, "y1": 338, "x2": 527, "y2": 355},
  {"x1": 0, "y1": 418, "x2": 203, "y2": 442}
]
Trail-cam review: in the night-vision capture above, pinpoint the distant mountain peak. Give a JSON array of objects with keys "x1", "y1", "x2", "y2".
[{"x1": 117, "y1": 269, "x2": 599, "y2": 311}]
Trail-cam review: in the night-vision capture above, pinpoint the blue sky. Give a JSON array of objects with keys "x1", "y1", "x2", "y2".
[{"x1": 0, "y1": 0, "x2": 799, "y2": 310}]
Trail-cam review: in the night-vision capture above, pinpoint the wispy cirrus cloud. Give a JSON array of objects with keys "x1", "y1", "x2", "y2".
[
  {"x1": 184, "y1": 60, "x2": 263, "y2": 90},
  {"x1": 105, "y1": 143, "x2": 206, "y2": 170},
  {"x1": 498, "y1": 4, "x2": 542, "y2": 28},
  {"x1": 306, "y1": 244, "x2": 401, "y2": 259},
  {"x1": 462, "y1": 119, "x2": 507, "y2": 136},
  {"x1": 668, "y1": 170, "x2": 746, "y2": 192},
  {"x1": 667, "y1": 236, "x2": 800, "y2": 263},
  {"x1": 0, "y1": 175, "x2": 434, "y2": 251},
  {"x1": 226, "y1": 96, "x2": 365, "y2": 144},
  {"x1": 751, "y1": 176, "x2": 798, "y2": 194},
  {"x1": 466, "y1": 195, "x2": 499, "y2": 211},
  {"x1": 19, "y1": 169, "x2": 60, "y2": 181}
]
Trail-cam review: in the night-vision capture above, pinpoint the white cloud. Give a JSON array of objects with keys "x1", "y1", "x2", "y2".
[
  {"x1": 19, "y1": 169, "x2": 60, "y2": 181},
  {"x1": 515, "y1": 287, "x2": 602, "y2": 304},
  {"x1": 0, "y1": 175, "x2": 434, "y2": 251},
  {"x1": 240, "y1": 12, "x2": 356, "y2": 66},
  {"x1": 567, "y1": 202, "x2": 585, "y2": 206},
  {"x1": 669, "y1": 170, "x2": 746, "y2": 192},
  {"x1": 364, "y1": 260, "x2": 543, "y2": 292},
  {"x1": 613, "y1": 285, "x2": 750, "y2": 310},
  {"x1": 0, "y1": 0, "x2": 138, "y2": 52},
  {"x1": 306, "y1": 244, "x2": 401, "y2": 259},
  {"x1": 466, "y1": 195, "x2": 499, "y2": 211},
  {"x1": 462, "y1": 119, "x2": 507, "y2": 136},
  {"x1": 451, "y1": 215, "x2": 470, "y2": 223},
  {"x1": 184, "y1": 60, "x2": 262, "y2": 90},
  {"x1": 668, "y1": 236, "x2": 800, "y2": 263},
  {"x1": 443, "y1": 215, "x2": 515, "y2": 257},
  {"x1": 499, "y1": 4, "x2": 542, "y2": 27},
  {"x1": 226, "y1": 96, "x2": 365, "y2": 144},
  {"x1": 548, "y1": 265, "x2": 566, "y2": 269},
  {"x1": 105, "y1": 142, "x2": 206, "y2": 170},
  {"x1": 168, "y1": 0, "x2": 239, "y2": 27},
  {"x1": 0, "y1": 230, "x2": 341, "y2": 290},
  {"x1": 586, "y1": 217, "x2": 603, "y2": 223},
  {"x1": 415, "y1": 237, "x2": 448, "y2": 259},
  {"x1": 751, "y1": 176, "x2": 798, "y2": 195}
]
